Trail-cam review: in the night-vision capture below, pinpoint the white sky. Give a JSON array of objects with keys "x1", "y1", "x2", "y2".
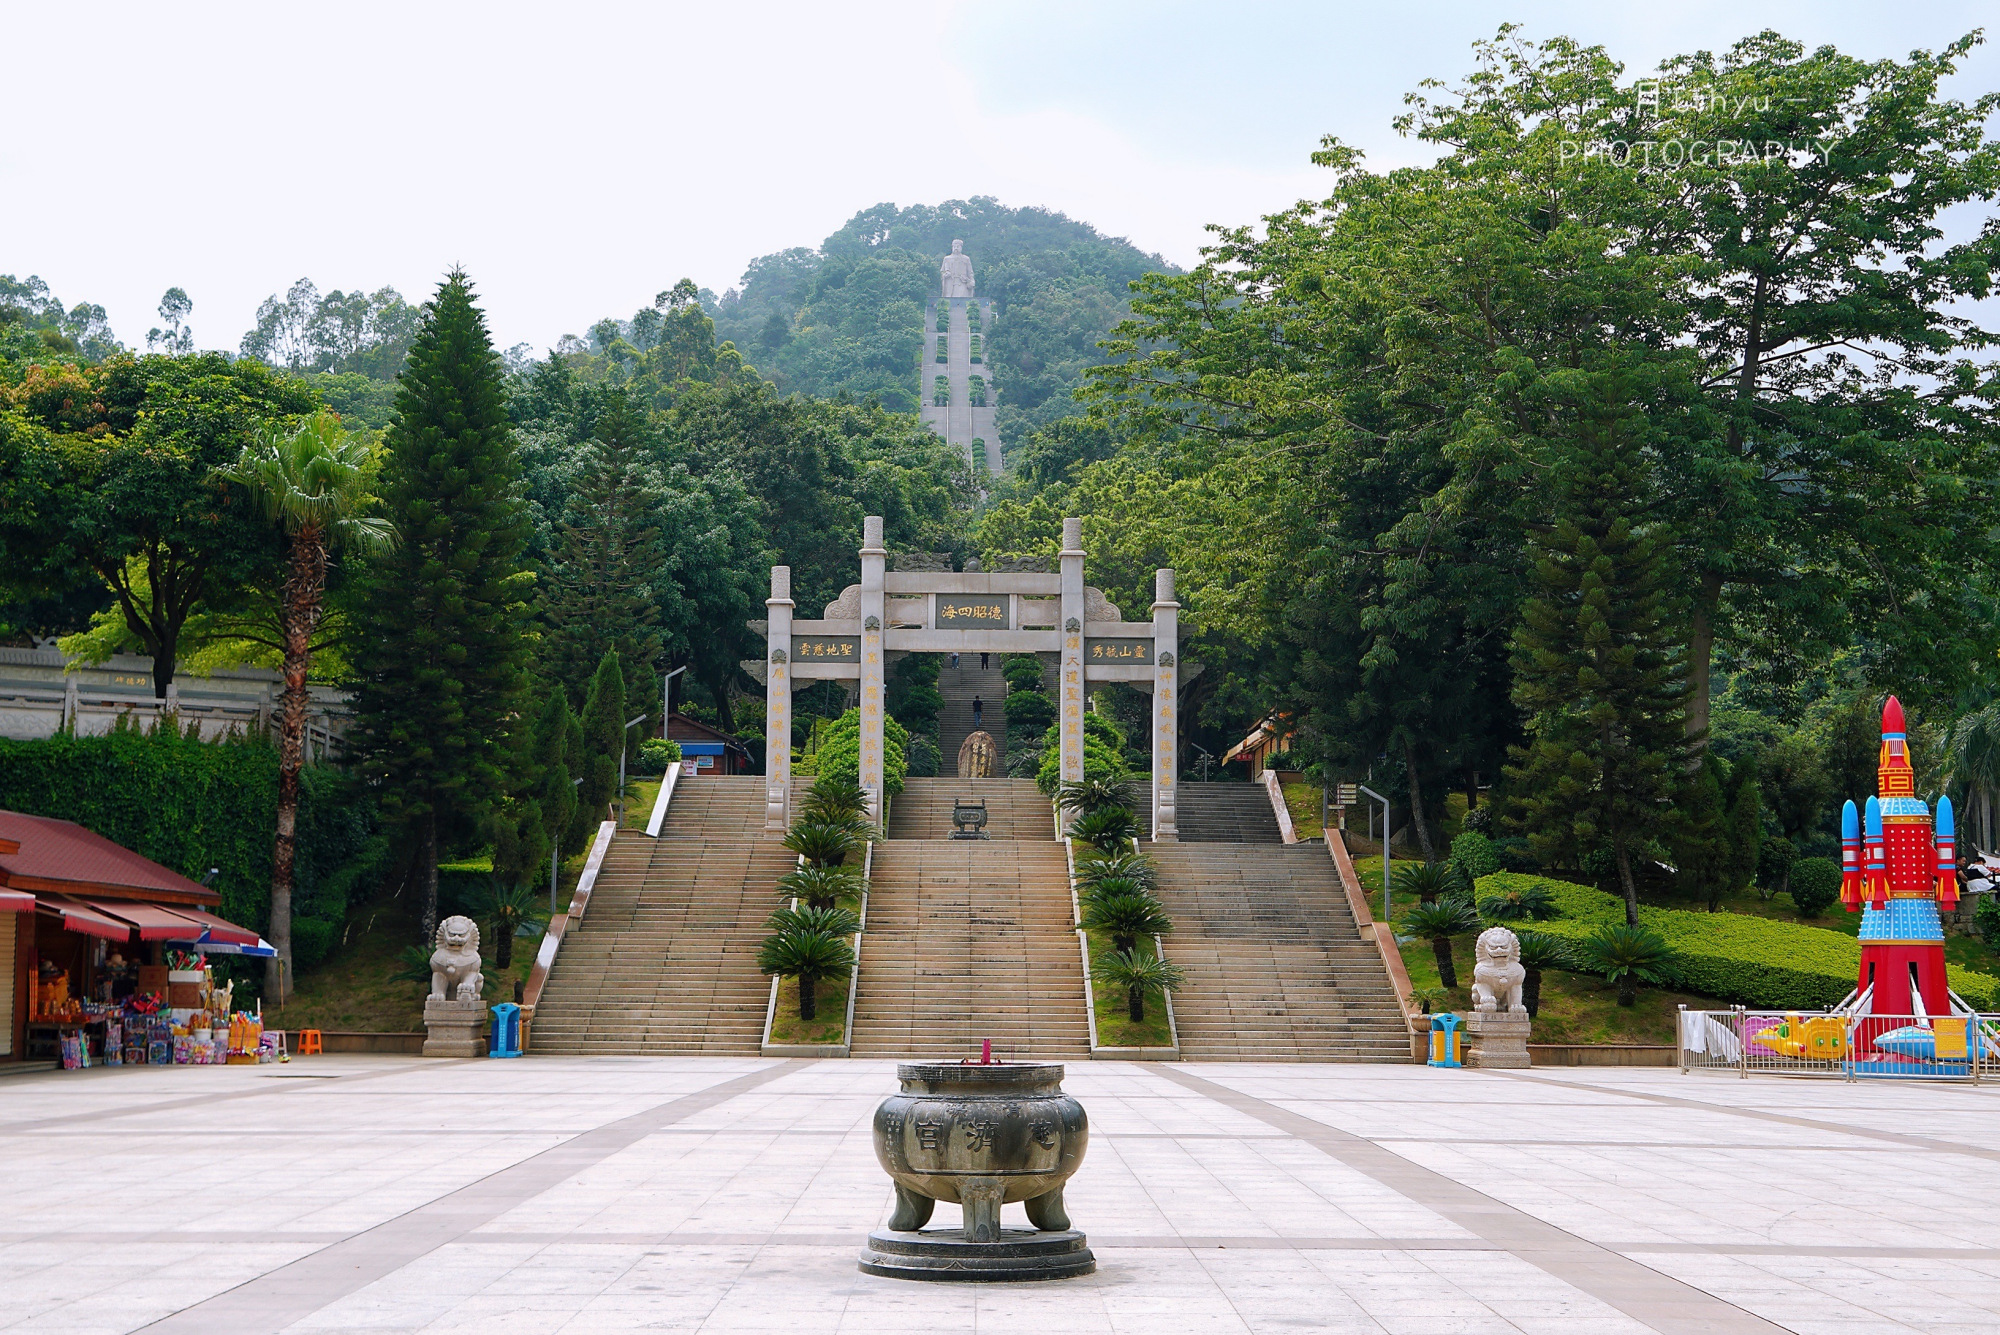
[{"x1": 2, "y1": 0, "x2": 1994, "y2": 355}]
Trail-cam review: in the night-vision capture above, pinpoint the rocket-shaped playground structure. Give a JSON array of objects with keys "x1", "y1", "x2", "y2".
[{"x1": 1838, "y1": 696, "x2": 1958, "y2": 1019}]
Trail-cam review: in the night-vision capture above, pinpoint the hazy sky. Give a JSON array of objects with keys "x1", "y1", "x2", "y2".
[{"x1": 3, "y1": 1, "x2": 1994, "y2": 354}]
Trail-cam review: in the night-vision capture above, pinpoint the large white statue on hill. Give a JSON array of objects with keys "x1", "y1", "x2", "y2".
[{"x1": 941, "y1": 239, "x2": 975, "y2": 299}]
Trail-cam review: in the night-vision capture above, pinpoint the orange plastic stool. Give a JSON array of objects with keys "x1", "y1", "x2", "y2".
[{"x1": 298, "y1": 1029, "x2": 323, "y2": 1056}]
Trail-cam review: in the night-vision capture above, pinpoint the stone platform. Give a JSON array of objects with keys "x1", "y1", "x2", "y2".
[{"x1": 858, "y1": 1226, "x2": 1094, "y2": 1281}]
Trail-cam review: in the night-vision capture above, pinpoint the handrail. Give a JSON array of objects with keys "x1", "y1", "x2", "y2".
[
  {"x1": 1325, "y1": 829, "x2": 1421, "y2": 1050},
  {"x1": 520, "y1": 819, "x2": 617, "y2": 1025},
  {"x1": 1262, "y1": 768, "x2": 1298, "y2": 844},
  {"x1": 644, "y1": 763, "x2": 681, "y2": 837},
  {"x1": 1067, "y1": 837, "x2": 1101, "y2": 1052}
]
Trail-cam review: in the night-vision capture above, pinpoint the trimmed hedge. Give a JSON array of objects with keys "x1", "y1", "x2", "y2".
[
  {"x1": 1477, "y1": 872, "x2": 2000, "y2": 1010},
  {"x1": 811, "y1": 708, "x2": 909, "y2": 798}
]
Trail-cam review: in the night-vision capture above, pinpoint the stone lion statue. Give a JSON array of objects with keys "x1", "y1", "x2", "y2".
[
  {"x1": 429, "y1": 915, "x2": 484, "y2": 1001},
  {"x1": 1471, "y1": 926, "x2": 1526, "y2": 1013}
]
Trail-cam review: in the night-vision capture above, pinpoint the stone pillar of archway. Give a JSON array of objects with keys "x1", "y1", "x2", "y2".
[
  {"x1": 1151, "y1": 568, "x2": 1180, "y2": 842},
  {"x1": 858, "y1": 516, "x2": 888, "y2": 823},
  {"x1": 764, "y1": 565, "x2": 795, "y2": 830},
  {"x1": 1058, "y1": 517, "x2": 1086, "y2": 809}
]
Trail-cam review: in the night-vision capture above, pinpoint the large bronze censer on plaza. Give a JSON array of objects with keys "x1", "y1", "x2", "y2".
[{"x1": 858, "y1": 1060, "x2": 1094, "y2": 1281}]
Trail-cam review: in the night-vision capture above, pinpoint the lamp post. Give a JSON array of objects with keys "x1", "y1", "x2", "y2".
[
  {"x1": 662, "y1": 664, "x2": 687, "y2": 736},
  {"x1": 619, "y1": 713, "x2": 649, "y2": 804},
  {"x1": 1358, "y1": 783, "x2": 1392, "y2": 922}
]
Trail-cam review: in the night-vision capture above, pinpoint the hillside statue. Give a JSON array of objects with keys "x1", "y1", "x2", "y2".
[
  {"x1": 941, "y1": 239, "x2": 975, "y2": 299},
  {"x1": 429, "y1": 915, "x2": 484, "y2": 1001},
  {"x1": 1470, "y1": 926, "x2": 1526, "y2": 1013}
]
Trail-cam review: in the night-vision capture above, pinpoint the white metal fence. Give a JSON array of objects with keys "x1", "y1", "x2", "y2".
[{"x1": 1679, "y1": 1006, "x2": 2000, "y2": 1081}]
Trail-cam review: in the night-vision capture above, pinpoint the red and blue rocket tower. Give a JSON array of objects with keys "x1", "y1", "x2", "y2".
[{"x1": 1838, "y1": 696, "x2": 1957, "y2": 1018}]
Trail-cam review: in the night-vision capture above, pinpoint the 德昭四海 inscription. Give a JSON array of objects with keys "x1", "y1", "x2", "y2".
[{"x1": 934, "y1": 598, "x2": 1008, "y2": 629}]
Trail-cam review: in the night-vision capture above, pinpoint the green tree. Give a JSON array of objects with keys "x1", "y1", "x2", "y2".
[
  {"x1": 1507, "y1": 391, "x2": 1688, "y2": 924},
  {"x1": 575, "y1": 650, "x2": 626, "y2": 833},
  {"x1": 221, "y1": 408, "x2": 396, "y2": 1000},
  {"x1": 1759, "y1": 729, "x2": 1834, "y2": 897},
  {"x1": 540, "y1": 387, "x2": 664, "y2": 700},
  {"x1": 351, "y1": 271, "x2": 535, "y2": 940},
  {"x1": 1403, "y1": 897, "x2": 1480, "y2": 991},
  {"x1": 1668, "y1": 759, "x2": 1732, "y2": 913}
]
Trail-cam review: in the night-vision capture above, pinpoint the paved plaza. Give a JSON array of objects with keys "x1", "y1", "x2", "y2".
[{"x1": 2, "y1": 1057, "x2": 1997, "y2": 1334}]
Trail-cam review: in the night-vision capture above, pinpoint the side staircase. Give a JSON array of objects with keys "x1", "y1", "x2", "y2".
[
  {"x1": 529, "y1": 777, "x2": 787, "y2": 1056},
  {"x1": 849, "y1": 833, "x2": 1089, "y2": 1059},
  {"x1": 1149, "y1": 842, "x2": 1411, "y2": 1061}
]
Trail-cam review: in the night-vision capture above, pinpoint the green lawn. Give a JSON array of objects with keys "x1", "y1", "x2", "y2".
[{"x1": 1086, "y1": 927, "x2": 1175, "y2": 1048}]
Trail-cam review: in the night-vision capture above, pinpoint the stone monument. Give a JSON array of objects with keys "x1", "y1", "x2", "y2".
[
  {"x1": 1465, "y1": 926, "x2": 1531, "y2": 1069},
  {"x1": 941, "y1": 239, "x2": 975, "y2": 299},
  {"x1": 860, "y1": 1061, "x2": 1094, "y2": 1280},
  {"x1": 957, "y1": 730, "x2": 997, "y2": 778},
  {"x1": 422, "y1": 915, "x2": 489, "y2": 1058}
]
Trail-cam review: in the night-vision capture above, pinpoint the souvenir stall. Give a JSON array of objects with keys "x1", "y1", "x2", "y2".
[{"x1": 2, "y1": 810, "x2": 275, "y2": 1069}]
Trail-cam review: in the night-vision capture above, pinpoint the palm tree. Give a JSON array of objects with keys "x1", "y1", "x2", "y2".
[
  {"x1": 476, "y1": 880, "x2": 550, "y2": 971},
  {"x1": 1574, "y1": 923, "x2": 1676, "y2": 1006},
  {"x1": 1091, "y1": 949, "x2": 1186, "y2": 1022},
  {"x1": 1081, "y1": 891, "x2": 1174, "y2": 954},
  {"x1": 766, "y1": 904, "x2": 861, "y2": 939},
  {"x1": 1943, "y1": 698, "x2": 2000, "y2": 852},
  {"x1": 756, "y1": 925, "x2": 856, "y2": 1020},
  {"x1": 1076, "y1": 874, "x2": 1146, "y2": 909},
  {"x1": 1402, "y1": 897, "x2": 1480, "y2": 990},
  {"x1": 1393, "y1": 860, "x2": 1467, "y2": 906},
  {"x1": 1513, "y1": 930, "x2": 1572, "y2": 1018},
  {"x1": 801, "y1": 775, "x2": 871, "y2": 826},
  {"x1": 1074, "y1": 851, "x2": 1158, "y2": 895},
  {"x1": 1478, "y1": 882, "x2": 1559, "y2": 922},
  {"x1": 222, "y1": 409, "x2": 395, "y2": 1002}
]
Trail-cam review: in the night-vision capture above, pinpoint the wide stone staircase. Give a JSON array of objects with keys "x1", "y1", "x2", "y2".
[
  {"x1": 1172, "y1": 783, "x2": 1286, "y2": 843},
  {"x1": 887, "y1": 776, "x2": 1053, "y2": 841},
  {"x1": 849, "y1": 836, "x2": 1089, "y2": 1059},
  {"x1": 937, "y1": 658, "x2": 1009, "y2": 775},
  {"x1": 1150, "y1": 842, "x2": 1412, "y2": 1061},
  {"x1": 529, "y1": 777, "x2": 787, "y2": 1056}
]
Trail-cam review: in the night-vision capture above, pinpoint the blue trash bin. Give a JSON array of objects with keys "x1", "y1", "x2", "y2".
[
  {"x1": 489, "y1": 1003, "x2": 522, "y2": 1058},
  {"x1": 1426, "y1": 1012, "x2": 1463, "y2": 1068}
]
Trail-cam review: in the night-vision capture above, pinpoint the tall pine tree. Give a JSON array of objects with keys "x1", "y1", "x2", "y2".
[
  {"x1": 540, "y1": 386, "x2": 665, "y2": 702},
  {"x1": 352, "y1": 271, "x2": 534, "y2": 940},
  {"x1": 1507, "y1": 388, "x2": 1688, "y2": 925},
  {"x1": 574, "y1": 650, "x2": 626, "y2": 842}
]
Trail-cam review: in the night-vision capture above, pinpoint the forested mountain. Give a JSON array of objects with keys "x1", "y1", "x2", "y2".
[{"x1": 706, "y1": 198, "x2": 1175, "y2": 442}]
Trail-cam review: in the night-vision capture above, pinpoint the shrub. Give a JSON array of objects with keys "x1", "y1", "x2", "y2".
[
  {"x1": 634, "y1": 737, "x2": 682, "y2": 775},
  {"x1": 1393, "y1": 860, "x2": 1466, "y2": 905},
  {"x1": 906, "y1": 734, "x2": 941, "y2": 778},
  {"x1": 784, "y1": 820, "x2": 862, "y2": 869},
  {"x1": 756, "y1": 927, "x2": 855, "y2": 1021},
  {"x1": 1036, "y1": 713, "x2": 1130, "y2": 796},
  {"x1": 1573, "y1": 923, "x2": 1676, "y2": 1006},
  {"x1": 1477, "y1": 871, "x2": 2000, "y2": 1010},
  {"x1": 1003, "y1": 654, "x2": 1045, "y2": 692},
  {"x1": 1091, "y1": 949, "x2": 1185, "y2": 1023},
  {"x1": 1978, "y1": 893, "x2": 2000, "y2": 951},
  {"x1": 1757, "y1": 836, "x2": 1797, "y2": 901},
  {"x1": 766, "y1": 904, "x2": 860, "y2": 939},
  {"x1": 1075, "y1": 852, "x2": 1157, "y2": 896},
  {"x1": 1492, "y1": 838, "x2": 1541, "y2": 873},
  {"x1": 290, "y1": 916, "x2": 340, "y2": 971},
  {"x1": 1058, "y1": 777, "x2": 1135, "y2": 818},
  {"x1": 801, "y1": 774, "x2": 871, "y2": 824},
  {"x1": 1788, "y1": 857, "x2": 1840, "y2": 918},
  {"x1": 776, "y1": 865, "x2": 862, "y2": 910},
  {"x1": 1462, "y1": 805, "x2": 1494, "y2": 833},
  {"x1": 1005, "y1": 690, "x2": 1053, "y2": 731},
  {"x1": 812, "y1": 708, "x2": 909, "y2": 798},
  {"x1": 1451, "y1": 831, "x2": 1501, "y2": 879}
]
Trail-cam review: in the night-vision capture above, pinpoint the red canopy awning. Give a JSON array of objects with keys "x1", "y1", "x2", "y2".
[
  {"x1": 0, "y1": 887, "x2": 32, "y2": 913},
  {"x1": 160, "y1": 904, "x2": 260, "y2": 946},
  {"x1": 40, "y1": 894, "x2": 139, "y2": 940},
  {"x1": 85, "y1": 898, "x2": 205, "y2": 941}
]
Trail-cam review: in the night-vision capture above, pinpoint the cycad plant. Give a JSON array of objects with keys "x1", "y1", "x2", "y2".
[
  {"x1": 1091, "y1": 949, "x2": 1186, "y2": 1022},
  {"x1": 1393, "y1": 860, "x2": 1468, "y2": 906},
  {"x1": 756, "y1": 924, "x2": 857, "y2": 1020},
  {"x1": 221, "y1": 408, "x2": 396, "y2": 1001},
  {"x1": 1076, "y1": 874, "x2": 1146, "y2": 909},
  {"x1": 1574, "y1": 923, "x2": 1675, "y2": 1007},
  {"x1": 1513, "y1": 930, "x2": 1572, "y2": 1018},
  {"x1": 1074, "y1": 851, "x2": 1158, "y2": 896},
  {"x1": 476, "y1": 879, "x2": 550, "y2": 970},
  {"x1": 1082, "y1": 891, "x2": 1174, "y2": 954},
  {"x1": 1058, "y1": 777, "x2": 1135, "y2": 819},
  {"x1": 766, "y1": 904, "x2": 861, "y2": 939},
  {"x1": 801, "y1": 775, "x2": 871, "y2": 826},
  {"x1": 1402, "y1": 896, "x2": 1481, "y2": 990},
  {"x1": 777, "y1": 865, "x2": 862, "y2": 911},
  {"x1": 1072, "y1": 807, "x2": 1140, "y2": 855},
  {"x1": 784, "y1": 819, "x2": 862, "y2": 869},
  {"x1": 1478, "y1": 882, "x2": 1559, "y2": 922}
]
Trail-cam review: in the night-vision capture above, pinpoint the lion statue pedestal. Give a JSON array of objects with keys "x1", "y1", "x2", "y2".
[
  {"x1": 1465, "y1": 926, "x2": 1532, "y2": 1069},
  {"x1": 422, "y1": 915, "x2": 489, "y2": 1058}
]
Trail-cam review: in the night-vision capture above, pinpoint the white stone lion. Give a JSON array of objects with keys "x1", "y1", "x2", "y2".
[
  {"x1": 429, "y1": 915, "x2": 484, "y2": 1001},
  {"x1": 1471, "y1": 926, "x2": 1526, "y2": 1013}
]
